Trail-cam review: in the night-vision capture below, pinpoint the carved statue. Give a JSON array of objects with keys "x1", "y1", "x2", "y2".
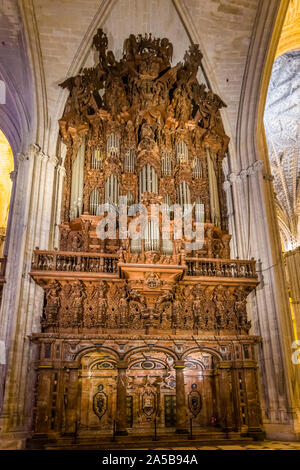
[
  {"x1": 234, "y1": 286, "x2": 251, "y2": 332},
  {"x1": 44, "y1": 281, "x2": 61, "y2": 327},
  {"x1": 97, "y1": 288, "x2": 108, "y2": 328},
  {"x1": 118, "y1": 294, "x2": 128, "y2": 328},
  {"x1": 213, "y1": 285, "x2": 227, "y2": 329},
  {"x1": 192, "y1": 285, "x2": 205, "y2": 329},
  {"x1": 172, "y1": 298, "x2": 182, "y2": 329},
  {"x1": 70, "y1": 281, "x2": 86, "y2": 327}
]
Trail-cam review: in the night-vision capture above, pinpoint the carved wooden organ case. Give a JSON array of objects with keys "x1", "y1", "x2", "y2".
[{"x1": 30, "y1": 30, "x2": 263, "y2": 440}]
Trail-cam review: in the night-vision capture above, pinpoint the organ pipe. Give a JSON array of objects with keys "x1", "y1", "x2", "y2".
[
  {"x1": 70, "y1": 138, "x2": 85, "y2": 219},
  {"x1": 206, "y1": 147, "x2": 221, "y2": 226}
]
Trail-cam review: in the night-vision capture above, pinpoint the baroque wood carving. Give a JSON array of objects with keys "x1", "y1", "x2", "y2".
[{"x1": 29, "y1": 30, "x2": 263, "y2": 443}]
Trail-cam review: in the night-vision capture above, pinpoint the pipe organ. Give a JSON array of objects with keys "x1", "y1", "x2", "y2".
[
  {"x1": 29, "y1": 30, "x2": 263, "y2": 447},
  {"x1": 70, "y1": 139, "x2": 85, "y2": 219}
]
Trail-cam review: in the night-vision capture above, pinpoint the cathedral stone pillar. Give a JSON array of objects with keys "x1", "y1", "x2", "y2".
[
  {"x1": 174, "y1": 360, "x2": 188, "y2": 433},
  {"x1": 219, "y1": 363, "x2": 234, "y2": 431},
  {"x1": 116, "y1": 361, "x2": 128, "y2": 435}
]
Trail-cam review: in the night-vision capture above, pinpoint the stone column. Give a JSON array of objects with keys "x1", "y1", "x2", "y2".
[
  {"x1": 174, "y1": 360, "x2": 188, "y2": 433},
  {"x1": 0, "y1": 144, "x2": 61, "y2": 448},
  {"x1": 116, "y1": 361, "x2": 128, "y2": 435}
]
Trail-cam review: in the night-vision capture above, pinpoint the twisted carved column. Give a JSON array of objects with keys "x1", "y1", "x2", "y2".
[
  {"x1": 174, "y1": 360, "x2": 188, "y2": 433},
  {"x1": 116, "y1": 360, "x2": 128, "y2": 435}
]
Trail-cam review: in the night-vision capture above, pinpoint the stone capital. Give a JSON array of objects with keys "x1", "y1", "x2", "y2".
[
  {"x1": 48, "y1": 155, "x2": 59, "y2": 167},
  {"x1": 57, "y1": 165, "x2": 66, "y2": 176},
  {"x1": 228, "y1": 172, "x2": 239, "y2": 183},
  {"x1": 223, "y1": 180, "x2": 231, "y2": 191},
  {"x1": 17, "y1": 152, "x2": 27, "y2": 163}
]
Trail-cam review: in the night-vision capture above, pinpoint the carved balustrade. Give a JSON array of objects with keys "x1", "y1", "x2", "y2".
[
  {"x1": 185, "y1": 257, "x2": 257, "y2": 278},
  {"x1": 32, "y1": 250, "x2": 118, "y2": 274}
]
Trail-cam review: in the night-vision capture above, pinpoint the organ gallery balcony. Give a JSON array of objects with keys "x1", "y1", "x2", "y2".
[{"x1": 30, "y1": 249, "x2": 258, "y2": 287}]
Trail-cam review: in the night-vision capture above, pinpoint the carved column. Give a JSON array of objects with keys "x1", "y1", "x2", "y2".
[
  {"x1": 210, "y1": 370, "x2": 219, "y2": 425},
  {"x1": 35, "y1": 369, "x2": 51, "y2": 434},
  {"x1": 64, "y1": 368, "x2": 79, "y2": 435},
  {"x1": 219, "y1": 362, "x2": 234, "y2": 431},
  {"x1": 244, "y1": 366, "x2": 263, "y2": 437},
  {"x1": 116, "y1": 361, "x2": 128, "y2": 435},
  {"x1": 174, "y1": 360, "x2": 188, "y2": 433}
]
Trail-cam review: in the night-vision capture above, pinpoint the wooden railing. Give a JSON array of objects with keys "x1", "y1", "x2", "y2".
[
  {"x1": 32, "y1": 251, "x2": 118, "y2": 274},
  {"x1": 185, "y1": 257, "x2": 257, "y2": 278},
  {"x1": 31, "y1": 251, "x2": 257, "y2": 279}
]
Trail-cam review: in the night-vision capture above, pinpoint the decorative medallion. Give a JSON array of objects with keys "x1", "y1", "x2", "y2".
[
  {"x1": 145, "y1": 272, "x2": 161, "y2": 289},
  {"x1": 93, "y1": 384, "x2": 107, "y2": 420},
  {"x1": 188, "y1": 383, "x2": 202, "y2": 417},
  {"x1": 142, "y1": 390, "x2": 156, "y2": 417}
]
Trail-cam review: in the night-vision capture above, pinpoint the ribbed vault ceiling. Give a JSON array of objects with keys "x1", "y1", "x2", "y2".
[{"x1": 264, "y1": 51, "x2": 300, "y2": 249}]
